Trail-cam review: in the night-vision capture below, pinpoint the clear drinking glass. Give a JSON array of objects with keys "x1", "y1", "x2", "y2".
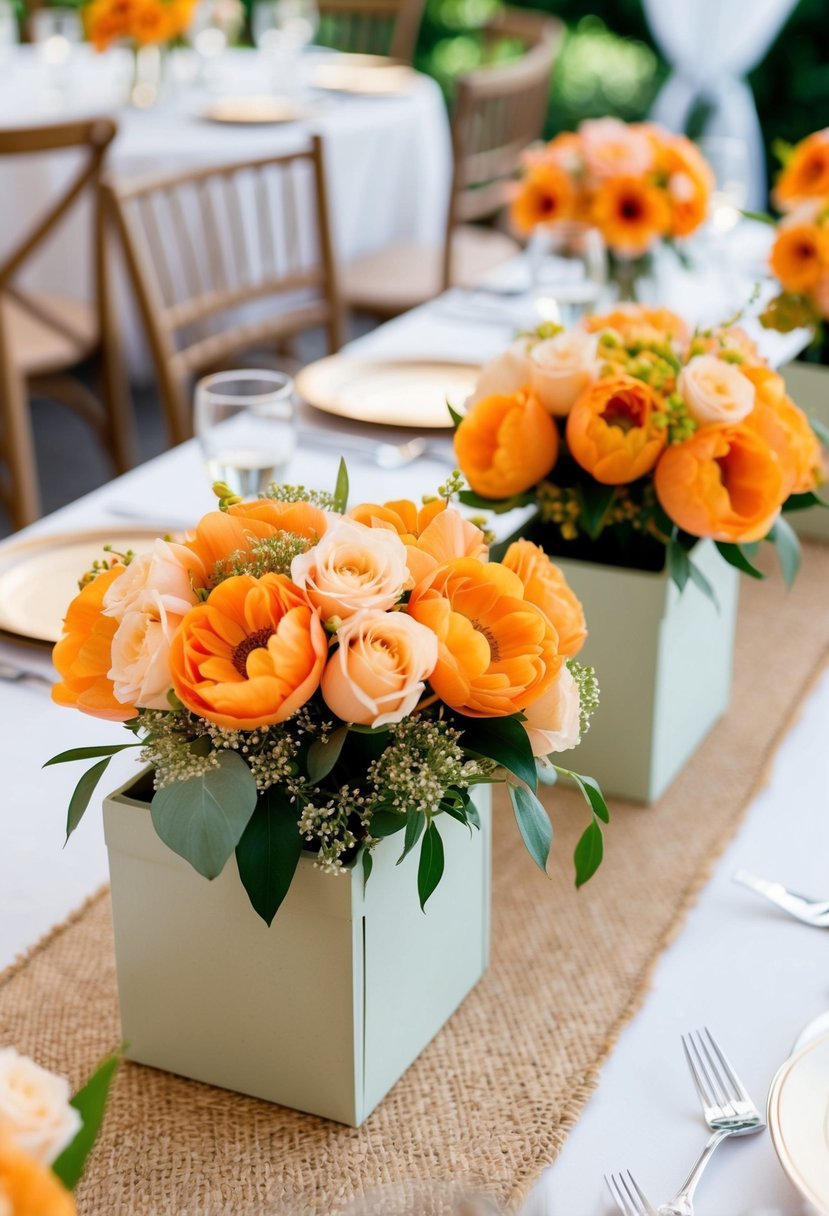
[
  {"x1": 253, "y1": 0, "x2": 319, "y2": 52},
  {"x1": 526, "y1": 221, "x2": 608, "y2": 326},
  {"x1": 30, "y1": 7, "x2": 83, "y2": 64},
  {"x1": 698, "y1": 135, "x2": 751, "y2": 233},
  {"x1": 188, "y1": 0, "x2": 244, "y2": 61},
  {"x1": 195, "y1": 370, "x2": 296, "y2": 498}
]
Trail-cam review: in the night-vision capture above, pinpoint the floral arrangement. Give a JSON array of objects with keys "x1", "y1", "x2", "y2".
[
  {"x1": 451, "y1": 305, "x2": 827, "y2": 593},
  {"x1": 82, "y1": 0, "x2": 197, "y2": 50},
  {"x1": 509, "y1": 117, "x2": 713, "y2": 259},
  {"x1": 48, "y1": 469, "x2": 608, "y2": 924},
  {"x1": 0, "y1": 1047, "x2": 118, "y2": 1214}
]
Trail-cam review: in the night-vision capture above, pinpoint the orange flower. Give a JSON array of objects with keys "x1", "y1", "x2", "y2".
[
  {"x1": 769, "y1": 221, "x2": 829, "y2": 293},
  {"x1": 130, "y1": 0, "x2": 172, "y2": 43},
  {"x1": 407, "y1": 558, "x2": 561, "y2": 717},
  {"x1": 169, "y1": 573, "x2": 327, "y2": 729},
  {"x1": 186, "y1": 499, "x2": 328, "y2": 574},
  {"x1": 658, "y1": 134, "x2": 713, "y2": 239},
  {"x1": 774, "y1": 130, "x2": 829, "y2": 209},
  {"x1": 742, "y1": 370, "x2": 825, "y2": 497},
  {"x1": 52, "y1": 565, "x2": 137, "y2": 722},
  {"x1": 591, "y1": 176, "x2": 671, "y2": 256},
  {"x1": 0, "y1": 1135, "x2": 76, "y2": 1216},
  {"x1": 501, "y1": 539, "x2": 586, "y2": 658},
  {"x1": 566, "y1": 375, "x2": 667, "y2": 484},
  {"x1": 654, "y1": 424, "x2": 784, "y2": 543},
  {"x1": 349, "y1": 498, "x2": 487, "y2": 585},
  {"x1": 583, "y1": 303, "x2": 689, "y2": 345},
  {"x1": 454, "y1": 389, "x2": 559, "y2": 499},
  {"x1": 510, "y1": 163, "x2": 577, "y2": 236}
]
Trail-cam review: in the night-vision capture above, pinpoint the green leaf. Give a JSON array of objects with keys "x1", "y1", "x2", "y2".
[
  {"x1": 44, "y1": 743, "x2": 139, "y2": 768},
  {"x1": 810, "y1": 414, "x2": 829, "y2": 451},
  {"x1": 465, "y1": 800, "x2": 481, "y2": 829},
  {"x1": 577, "y1": 482, "x2": 616, "y2": 540},
  {"x1": 687, "y1": 557, "x2": 719, "y2": 611},
  {"x1": 306, "y1": 726, "x2": 347, "y2": 785},
  {"x1": 769, "y1": 514, "x2": 802, "y2": 588},
  {"x1": 574, "y1": 819, "x2": 604, "y2": 888},
  {"x1": 457, "y1": 489, "x2": 533, "y2": 514},
  {"x1": 150, "y1": 751, "x2": 257, "y2": 880},
  {"x1": 417, "y1": 820, "x2": 445, "y2": 911},
  {"x1": 716, "y1": 541, "x2": 766, "y2": 580},
  {"x1": 65, "y1": 758, "x2": 112, "y2": 843},
  {"x1": 235, "y1": 785, "x2": 303, "y2": 926},
  {"x1": 459, "y1": 713, "x2": 537, "y2": 792},
  {"x1": 556, "y1": 768, "x2": 610, "y2": 824},
  {"x1": 740, "y1": 209, "x2": 777, "y2": 227},
  {"x1": 447, "y1": 400, "x2": 464, "y2": 429},
  {"x1": 783, "y1": 489, "x2": 829, "y2": 512},
  {"x1": 368, "y1": 810, "x2": 407, "y2": 837},
  {"x1": 397, "y1": 807, "x2": 426, "y2": 864},
  {"x1": 666, "y1": 537, "x2": 690, "y2": 592},
  {"x1": 508, "y1": 783, "x2": 552, "y2": 872},
  {"x1": 537, "y1": 762, "x2": 559, "y2": 787},
  {"x1": 333, "y1": 457, "x2": 349, "y2": 513},
  {"x1": 51, "y1": 1051, "x2": 121, "y2": 1191},
  {"x1": 361, "y1": 847, "x2": 373, "y2": 886}
]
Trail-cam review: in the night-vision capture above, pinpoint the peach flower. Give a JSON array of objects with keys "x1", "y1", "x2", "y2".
[
  {"x1": 566, "y1": 375, "x2": 667, "y2": 484},
  {"x1": 467, "y1": 338, "x2": 533, "y2": 407},
  {"x1": 52, "y1": 565, "x2": 137, "y2": 722},
  {"x1": 0, "y1": 1050, "x2": 81, "y2": 1167},
  {"x1": 349, "y1": 499, "x2": 487, "y2": 586},
  {"x1": 454, "y1": 389, "x2": 559, "y2": 499},
  {"x1": 103, "y1": 539, "x2": 205, "y2": 620},
  {"x1": 678, "y1": 355, "x2": 756, "y2": 427},
  {"x1": 580, "y1": 118, "x2": 654, "y2": 180},
  {"x1": 108, "y1": 591, "x2": 181, "y2": 710},
  {"x1": 530, "y1": 330, "x2": 600, "y2": 417},
  {"x1": 501, "y1": 539, "x2": 586, "y2": 658},
  {"x1": 186, "y1": 499, "x2": 328, "y2": 572},
  {"x1": 773, "y1": 129, "x2": 829, "y2": 210},
  {"x1": 291, "y1": 518, "x2": 409, "y2": 622},
  {"x1": 322, "y1": 609, "x2": 438, "y2": 727},
  {"x1": 0, "y1": 1133, "x2": 76, "y2": 1216},
  {"x1": 522, "y1": 665, "x2": 581, "y2": 760}
]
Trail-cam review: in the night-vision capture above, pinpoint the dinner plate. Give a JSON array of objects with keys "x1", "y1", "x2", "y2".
[
  {"x1": 199, "y1": 95, "x2": 309, "y2": 125},
  {"x1": 0, "y1": 528, "x2": 165, "y2": 646},
  {"x1": 309, "y1": 57, "x2": 417, "y2": 96},
  {"x1": 294, "y1": 357, "x2": 479, "y2": 428},
  {"x1": 768, "y1": 1031, "x2": 829, "y2": 1215}
]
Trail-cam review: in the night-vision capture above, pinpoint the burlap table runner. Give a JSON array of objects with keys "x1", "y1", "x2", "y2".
[{"x1": 2, "y1": 545, "x2": 828, "y2": 1216}]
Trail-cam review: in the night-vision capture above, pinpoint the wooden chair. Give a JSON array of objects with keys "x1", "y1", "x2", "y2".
[
  {"x1": 0, "y1": 118, "x2": 134, "y2": 530},
  {"x1": 316, "y1": 0, "x2": 425, "y2": 62},
  {"x1": 342, "y1": 7, "x2": 563, "y2": 316},
  {"x1": 104, "y1": 135, "x2": 344, "y2": 446}
]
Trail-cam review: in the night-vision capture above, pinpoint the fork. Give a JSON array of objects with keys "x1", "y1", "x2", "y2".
[
  {"x1": 604, "y1": 1170, "x2": 659, "y2": 1215},
  {"x1": 656, "y1": 1028, "x2": 765, "y2": 1216},
  {"x1": 733, "y1": 869, "x2": 829, "y2": 927},
  {"x1": 0, "y1": 660, "x2": 53, "y2": 688}
]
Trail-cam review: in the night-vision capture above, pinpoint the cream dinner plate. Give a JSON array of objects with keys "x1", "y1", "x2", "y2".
[
  {"x1": 294, "y1": 357, "x2": 479, "y2": 428},
  {"x1": 0, "y1": 529, "x2": 165, "y2": 646},
  {"x1": 768, "y1": 1031, "x2": 829, "y2": 1215},
  {"x1": 309, "y1": 57, "x2": 417, "y2": 96},
  {"x1": 200, "y1": 95, "x2": 310, "y2": 125}
]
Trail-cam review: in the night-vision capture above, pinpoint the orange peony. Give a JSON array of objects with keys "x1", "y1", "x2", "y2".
[
  {"x1": 0, "y1": 1135, "x2": 76, "y2": 1216},
  {"x1": 566, "y1": 375, "x2": 667, "y2": 484},
  {"x1": 52, "y1": 565, "x2": 137, "y2": 722},
  {"x1": 746, "y1": 397, "x2": 825, "y2": 498},
  {"x1": 501, "y1": 539, "x2": 587, "y2": 658},
  {"x1": 186, "y1": 499, "x2": 327, "y2": 574},
  {"x1": 454, "y1": 389, "x2": 559, "y2": 499},
  {"x1": 349, "y1": 498, "x2": 487, "y2": 584},
  {"x1": 509, "y1": 163, "x2": 577, "y2": 236},
  {"x1": 407, "y1": 558, "x2": 561, "y2": 717},
  {"x1": 769, "y1": 221, "x2": 829, "y2": 294},
  {"x1": 774, "y1": 130, "x2": 829, "y2": 209},
  {"x1": 169, "y1": 572, "x2": 327, "y2": 729},
  {"x1": 654, "y1": 424, "x2": 784, "y2": 543},
  {"x1": 583, "y1": 303, "x2": 689, "y2": 345},
  {"x1": 591, "y1": 176, "x2": 671, "y2": 256}
]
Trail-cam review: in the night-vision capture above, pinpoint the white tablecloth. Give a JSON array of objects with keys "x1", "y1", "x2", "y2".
[{"x1": 0, "y1": 283, "x2": 824, "y2": 1216}]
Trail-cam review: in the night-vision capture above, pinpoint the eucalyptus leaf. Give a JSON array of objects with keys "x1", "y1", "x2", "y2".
[
  {"x1": 666, "y1": 538, "x2": 690, "y2": 592},
  {"x1": 151, "y1": 751, "x2": 257, "y2": 880},
  {"x1": 65, "y1": 758, "x2": 112, "y2": 843},
  {"x1": 459, "y1": 714, "x2": 537, "y2": 792},
  {"x1": 417, "y1": 820, "x2": 445, "y2": 911},
  {"x1": 769, "y1": 515, "x2": 802, "y2": 588},
  {"x1": 306, "y1": 726, "x2": 348, "y2": 785},
  {"x1": 555, "y1": 768, "x2": 610, "y2": 824},
  {"x1": 235, "y1": 785, "x2": 303, "y2": 925},
  {"x1": 51, "y1": 1050, "x2": 121, "y2": 1191},
  {"x1": 508, "y1": 783, "x2": 552, "y2": 873},
  {"x1": 687, "y1": 558, "x2": 719, "y2": 612},
  {"x1": 397, "y1": 808, "x2": 426, "y2": 864},
  {"x1": 574, "y1": 819, "x2": 604, "y2": 888},
  {"x1": 45, "y1": 743, "x2": 139, "y2": 768}
]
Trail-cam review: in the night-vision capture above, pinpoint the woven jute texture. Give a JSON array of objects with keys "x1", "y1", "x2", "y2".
[{"x1": 2, "y1": 545, "x2": 828, "y2": 1216}]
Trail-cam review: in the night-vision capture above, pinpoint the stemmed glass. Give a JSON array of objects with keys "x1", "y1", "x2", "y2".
[
  {"x1": 526, "y1": 221, "x2": 608, "y2": 327},
  {"x1": 194, "y1": 370, "x2": 297, "y2": 499},
  {"x1": 252, "y1": 0, "x2": 319, "y2": 93}
]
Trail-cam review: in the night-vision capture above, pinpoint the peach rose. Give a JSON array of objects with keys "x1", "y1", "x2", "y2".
[
  {"x1": 321, "y1": 609, "x2": 438, "y2": 727},
  {"x1": 678, "y1": 355, "x2": 756, "y2": 427},
  {"x1": 522, "y1": 665, "x2": 581, "y2": 760},
  {"x1": 291, "y1": 518, "x2": 409, "y2": 622},
  {"x1": 501, "y1": 539, "x2": 586, "y2": 658},
  {"x1": 530, "y1": 330, "x2": 600, "y2": 417},
  {"x1": 349, "y1": 499, "x2": 487, "y2": 586},
  {"x1": 580, "y1": 118, "x2": 654, "y2": 180},
  {"x1": 103, "y1": 539, "x2": 205, "y2": 620},
  {"x1": 108, "y1": 591, "x2": 181, "y2": 710},
  {"x1": 467, "y1": 338, "x2": 533, "y2": 407},
  {"x1": 0, "y1": 1049, "x2": 81, "y2": 1167}
]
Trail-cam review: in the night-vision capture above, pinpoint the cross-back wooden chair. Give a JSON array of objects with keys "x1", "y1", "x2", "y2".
[
  {"x1": 342, "y1": 7, "x2": 563, "y2": 316},
  {"x1": 316, "y1": 0, "x2": 425, "y2": 62},
  {"x1": 103, "y1": 135, "x2": 344, "y2": 446},
  {"x1": 0, "y1": 117, "x2": 134, "y2": 530}
]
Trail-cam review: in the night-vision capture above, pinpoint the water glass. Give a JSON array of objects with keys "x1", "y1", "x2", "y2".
[
  {"x1": 195, "y1": 370, "x2": 296, "y2": 499},
  {"x1": 188, "y1": 0, "x2": 244, "y2": 61},
  {"x1": 30, "y1": 7, "x2": 82, "y2": 64},
  {"x1": 253, "y1": 0, "x2": 319, "y2": 52},
  {"x1": 698, "y1": 135, "x2": 750, "y2": 233},
  {"x1": 526, "y1": 221, "x2": 608, "y2": 326}
]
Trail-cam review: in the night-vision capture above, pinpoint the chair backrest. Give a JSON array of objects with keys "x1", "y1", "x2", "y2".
[
  {"x1": 316, "y1": 0, "x2": 425, "y2": 62},
  {"x1": 443, "y1": 8, "x2": 563, "y2": 286},
  {"x1": 104, "y1": 135, "x2": 343, "y2": 446}
]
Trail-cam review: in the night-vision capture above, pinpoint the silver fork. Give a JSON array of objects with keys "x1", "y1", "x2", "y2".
[
  {"x1": 733, "y1": 869, "x2": 829, "y2": 927},
  {"x1": 0, "y1": 660, "x2": 53, "y2": 688},
  {"x1": 657, "y1": 1028, "x2": 765, "y2": 1216},
  {"x1": 604, "y1": 1171, "x2": 659, "y2": 1215}
]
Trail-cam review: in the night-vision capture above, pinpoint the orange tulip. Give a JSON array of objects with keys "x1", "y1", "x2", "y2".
[
  {"x1": 350, "y1": 498, "x2": 487, "y2": 585},
  {"x1": 0, "y1": 1135, "x2": 76, "y2": 1216},
  {"x1": 407, "y1": 558, "x2": 561, "y2": 717},
  {"x1": 52, "y1": 565, "x2": 137, "y2": 722},
  {"x1": 654, "y1": 424, "x2": 784, "y2": 543},
  {"x1": 773, "y1": 130, "x2": 829, "y2": 209},
  {"x1": 509, "y1": 163, "x2": 577, "y2": 236},
  {"x1": 186, "y1": 499, "x2": 328, "y2": 574},
  {"x1": 501, "y1": 539, "x2": 587, "y2": 658},
  {"x1": 769, "y1": 221, "x2": 829, "y2": 294},
  {"x1": 566, "y1": 375, "x2": 667, "y2": 484},
  {"x1": 591, "y1": 176, "x2": 670, "y2": 256},
  {"x1": 169, "y1": 572, "x2": 327, "y2": 729},
  {"x1": 454, "y1": 389, "x2": 559, "y2": 499}
]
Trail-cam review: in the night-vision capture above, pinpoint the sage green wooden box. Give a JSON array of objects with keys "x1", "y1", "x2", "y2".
[{"x1": 103, "y1": 777, "x2": 492, "y2": 1127}]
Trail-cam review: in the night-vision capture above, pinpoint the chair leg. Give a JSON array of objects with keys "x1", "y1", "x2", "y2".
[
  {"x1": 98, "y1": 342, "x2": 137, "y2": 474},
  {"x1": 0, "y1": 361, "x2": 41, "y2": 530}
]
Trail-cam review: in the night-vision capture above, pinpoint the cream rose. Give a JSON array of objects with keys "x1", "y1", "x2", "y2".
[
  {"x1": 291, "y1": 518, "x2": 409, "y2": 622},
  {"x1": 108, "y1": 591, "x2": 181, "y2": 709},
  {"x1": 679, "y1": 355, "x2": 756, "y2": 427},
  {"x1": 321, "y1": 609, "x2": 438, "y2": 727},
  {"x1": 466, "y1": 337, "x2": 533, "y2": 406},
  {"x1": 0, "y1": 1049, "x2": 81, "y2": 1166},
  {"x1": 530, "y1": 330, "x2": 600, "y2": 417},
  {"x1": 103, "y1": 539, "x2": 204, "y2": 621},
  {"x1": 523, "y1": 665, "x2": 581, "y2": 761},
  {"x1": 580, "y1": 117, "x2": 654, "y2": 180}
]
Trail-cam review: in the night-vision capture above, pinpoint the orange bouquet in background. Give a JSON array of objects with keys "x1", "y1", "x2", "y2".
[
  {"x1": 452, "y1": 305, "x2": 827, "y2": 595},
  {"x1": 83, "y1": 0, "x2": 197, "y2": 50},
  {"x1": 509, "y1": 117, "x2": 713, "y2": 258}
]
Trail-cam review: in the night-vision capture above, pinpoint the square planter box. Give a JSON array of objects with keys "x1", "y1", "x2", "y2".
[
  {"x1": 553, "y1": 540, "x2": 739, "y2": 804},
  {"x1": 103, "y1": 776, "x2": 491, "y2": 1127},
  {"x1": 780, "y1": 360, "x2": 829, "y2": 543}
]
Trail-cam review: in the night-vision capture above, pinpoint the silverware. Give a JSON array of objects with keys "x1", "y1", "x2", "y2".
[
  {"x1": 0, "y1": 660, "x2": 53, "y2": 688},
  {"x1": 733, "y1": 869, "x2": 829, "y2": 928},
  {"x1": 656, "y1": 1029, "x2": 765, "y2": 1216},
  {"x1": 604, "y1": 1171, "x2": 659, "y2": 1215},
  {"x1": 297, "y1": 430, "x2": 455, "y2": 470},
  {"x1": 103, "y1": 505, "x2": 193, "y2": 531}
]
